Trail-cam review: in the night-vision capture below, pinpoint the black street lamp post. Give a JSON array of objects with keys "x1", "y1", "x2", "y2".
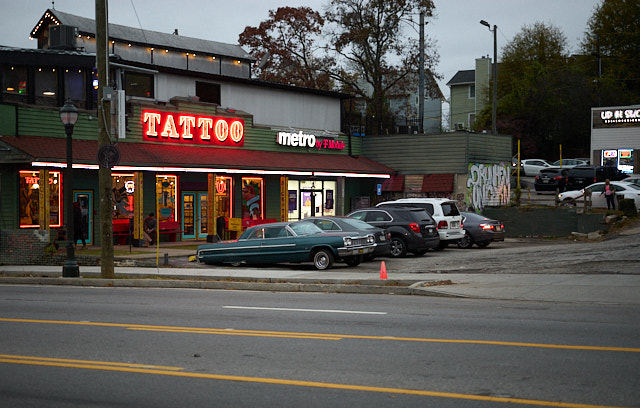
[
  {"x1": 60, "y1": 99, "x2": 79, "y2": 277},
  {"x1": 480, "y1": 19, "x2": 498, "y2": 135}
]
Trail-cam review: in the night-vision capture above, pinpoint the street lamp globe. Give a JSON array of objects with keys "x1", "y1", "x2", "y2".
[{"x1": 59, "y1": 99, "x2": 79, "y2": 127}]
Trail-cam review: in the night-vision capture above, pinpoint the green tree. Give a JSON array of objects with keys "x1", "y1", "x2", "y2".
[
  {"x1": 480, "y1": 22, "x2": 576, "y2": 158},
  {"x1": 324, "y1": 0, "x2": 439, "y2": 135},
  {"x1": 238, "y1": 7, "x2": 333, "y2": 90},
  {"x1": 581, "y1": 0, "x2": 640, "y2": 104}
]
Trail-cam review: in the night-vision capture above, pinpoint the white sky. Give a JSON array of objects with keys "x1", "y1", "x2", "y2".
[{"x1": 0, "y1": 0, "x2": 601, "y2": 100}]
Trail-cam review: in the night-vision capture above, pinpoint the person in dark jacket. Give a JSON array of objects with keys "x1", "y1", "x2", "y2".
[{"x1": 73, "y1": 201, "x2": 86, "y2": 249}]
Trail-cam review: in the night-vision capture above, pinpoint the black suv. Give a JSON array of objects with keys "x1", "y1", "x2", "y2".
[
  {"x1": 347, "y1": 207, "x2": 440, "y2": 257},
  {"x1": 566, "y1": 165, "x2": 628, "y2": 191},
  {"x1": 534, "y1": 168, "x2": 569, "y2": 192}
]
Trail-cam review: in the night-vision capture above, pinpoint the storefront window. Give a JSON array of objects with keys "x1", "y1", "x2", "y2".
[
  {"x1": 241, "y1": 177, "x2": 263, "y2": 220},
  {"x1": 215, "y1": 176, "x2": 232, "y2": 218},
  {"x1": 112, "y1": 173, "x2": 135, "y2": 219},
  {"x1": 125, "y1": 71, "x2": 154, "y2": 98},
  {"x1": 156, "y1": 175, "x2": 178, "y2": 221},
  {"x1": 2, "y1": 65, "x2": 28, "y2": 103},
  {"x1": 287, "y1": 179, "x2": 336, "y2": 220},
  {"x1": 64, "y1": 68, "x2": 86, "y2": 107},
  {"x1": 35, "y1": 66, "x2": 58, "y2": 106},
  {"x1": 287, "y1": 179, "x2": 299, "y2": 221},
  {"x1": 19, "y1": 170, "x2": 61, "y2": 228}
]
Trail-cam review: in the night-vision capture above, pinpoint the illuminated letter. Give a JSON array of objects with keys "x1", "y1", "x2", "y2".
[
  {"x1": 161, "y1": 114, "x2": 180, "y2": 138},
  {"x1": 180, "y1": 115, "x2": 196, "y2": 139},
  {"x1": 198, "y1": 117, "x2": 213, "y2": 140},
  {"x1": 215, "y1": 119, "x2": 229, "y2": 142},
  {"x1": 143, "y1": 112, "x2": 161, "y2": 137},
  {"x1": 230, "y1": 120, "x2": 244, "y2": 143}
]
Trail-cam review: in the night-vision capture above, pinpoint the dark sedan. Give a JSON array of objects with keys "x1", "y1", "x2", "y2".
[
  {"x1": 196, "y1": 221, "x2": 375, "y2": 270},
  {"x1": 534, "y1": 168, "x2": 569, "y2": 192},
  {"x1": 305, "y1": 216, "x2": 391, "y2": 261},
  {"x1": 457, "y1": 211, "x2": 505, "y2": 249}
]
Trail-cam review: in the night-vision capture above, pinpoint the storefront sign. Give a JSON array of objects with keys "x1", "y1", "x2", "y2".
[
  {"x1": 143, "y1": 110, "x2": 244, "y2": 146},
  {"x1": 593, "y1": 107, "x2": 640, "y2": 128},
  {"x1": 276, "y1": 131, "x2": 345, "y2": 150}
]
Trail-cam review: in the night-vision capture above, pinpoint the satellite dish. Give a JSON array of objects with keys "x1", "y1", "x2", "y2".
[{"x1": 257, "y1": 51, "x2": 270, "y2": 69}]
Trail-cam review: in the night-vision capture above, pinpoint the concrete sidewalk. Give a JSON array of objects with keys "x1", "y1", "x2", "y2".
[{"x1": 1, "y1": 263, "x2": 639, "y2": 305}]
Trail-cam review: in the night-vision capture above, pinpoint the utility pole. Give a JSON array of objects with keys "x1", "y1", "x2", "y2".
[
  {"x1": 96, "y1": 0, "x2": 114, "y2": 278},
  {"x1": 418, "y1": 11, "x2": 425, "y2": 134}
]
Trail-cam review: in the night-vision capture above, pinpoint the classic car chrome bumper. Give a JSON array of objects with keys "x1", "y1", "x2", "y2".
[{"x1": 337, "y1": 244, "x2": 376, "y2": 257}]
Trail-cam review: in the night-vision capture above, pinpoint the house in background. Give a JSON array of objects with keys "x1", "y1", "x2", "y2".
[
  {"x1": 446, "y1": 56, "x2": 492, "y2": 131},
  {"x1": 388, "y1": 73, "x2": 444, "y2": 134}
]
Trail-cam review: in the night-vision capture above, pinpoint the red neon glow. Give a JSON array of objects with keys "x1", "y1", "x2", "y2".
[
  {"x1": 215, "y1": 178, "x2": 227, "y2": 194},
  {"x1": 143, "y1": 110, "x2": 244, "y2": 146},
  {"x1": 19, "y1": 170, "x2": 62, "y2": 228}
]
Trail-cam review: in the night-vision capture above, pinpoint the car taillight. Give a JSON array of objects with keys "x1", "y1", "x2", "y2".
[
  {"x1": 593, "y1": 177, "x2": 597, "y2": 183},
  {"x1": 553, "y1": 176, "x2": 562, "y2": 181},
  {"x1": 409, "y1": 223, "x2": 421, "y2": 233},
  {"x1": 535, "y1": 175, "x2": 540, "y2": 180},
  {"x1": 437, "y1": 220, "x2": 448, "y2": 229},
  {"x1": 480, "y1": 223, "x2": 495, "y2": 230}
]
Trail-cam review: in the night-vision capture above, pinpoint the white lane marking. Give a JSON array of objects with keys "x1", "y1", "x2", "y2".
[{"x1": 223, "y1": 306, "x2": 387, "y2": 315}]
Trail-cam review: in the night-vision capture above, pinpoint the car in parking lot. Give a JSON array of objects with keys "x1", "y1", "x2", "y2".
[
  {"x1": 196, "y1": 221, "x2": 376, "y2": 270},
  {"x1": 551, "y1": 158, "x2": 589, "y2": 168},
  {"x1": 558, "y1": 181, "x2": 640, "y2": 209},
  {"x1": 347, "y1": 207, "x2": 439, "y2": 257},
  {"x1": 621, "y1": 174, "x2": 640, "y2": 186},
  {"x1": 304, "y1": 216, "x2": 390, "y2": 261},
  {"x1": 376, "y1": 198, "x2": 464, "y2": 250},
  {"x1": 566, "y1": 165, "x2": 629, "y2": 191},
  {"x1": 534, "y1": 168, "x2": 569, "y2": 192},
  {"x1": 457, "y1": 211, "x2": 505, "y2": 249},
  {"x1": 519, "y1": 159, "x2": 555, "y2": 176}
]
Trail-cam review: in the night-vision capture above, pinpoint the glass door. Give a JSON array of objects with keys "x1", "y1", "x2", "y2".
[
  {"x1": 197, "y1": 192, "x2": 208, "y2": 240},
  {"x1": 73, "y1": 191, "x2": 93, "y2": 245},
  {"x1": 182, "y1": 192, "x2": 196, "y2": 239},
  {"x1": 300, "y1": 189, "x2": 323, "y2": 219}
]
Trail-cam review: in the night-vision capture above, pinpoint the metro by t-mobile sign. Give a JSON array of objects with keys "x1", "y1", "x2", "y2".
[{"x1": 143, "y1": 110, "x2": 244, "y2": 146}]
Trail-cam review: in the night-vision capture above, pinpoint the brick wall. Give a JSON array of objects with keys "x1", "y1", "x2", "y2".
[{"x1": 0, "y1": 229, "x2": 99, "y2": 266}]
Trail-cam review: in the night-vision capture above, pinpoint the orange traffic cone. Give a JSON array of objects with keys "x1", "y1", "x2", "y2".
[{"x1": 380, "y1": 261, "x2": 387, "y2": 280}]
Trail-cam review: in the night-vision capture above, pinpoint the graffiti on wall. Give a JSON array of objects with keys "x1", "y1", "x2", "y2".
[{"x1": 466, "y1": 163, "x2": 510, "y2": 211}]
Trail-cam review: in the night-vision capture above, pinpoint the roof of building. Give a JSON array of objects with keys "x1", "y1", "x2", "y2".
[
  {"x1": 31, "y1": 9, "x2": 251, "y2": 61},
  {"x1": 0, "y1": 136, "x2": 394, "y2": 177},
  {"x1": 446, "y1": 69, "x2": 475, "y2": 86}
]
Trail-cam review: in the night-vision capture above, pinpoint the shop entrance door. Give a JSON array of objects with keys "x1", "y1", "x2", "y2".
[
  {"x1": 300, "y1": 189, "x2": 323, "y2": 219},
  {"x1": 73, "y1": 191, "x2": 93, "y2": 245},
  {"x1": 182, "y1": 192, "x2": 209, "y2": 240}
]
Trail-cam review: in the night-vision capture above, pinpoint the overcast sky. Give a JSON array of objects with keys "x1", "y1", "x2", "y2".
[{"x1": 1, "y1": 0, "x2": 601, "y2": 99}]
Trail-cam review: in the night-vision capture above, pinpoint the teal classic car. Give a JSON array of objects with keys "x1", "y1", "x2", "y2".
[{"x1": 196, "y1": 221, "x2": 376, "y2": 270}]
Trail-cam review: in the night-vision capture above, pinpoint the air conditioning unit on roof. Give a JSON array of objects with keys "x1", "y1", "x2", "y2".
[{"x1": 49, "y1": 25, "x2": 78, "y2": 50}]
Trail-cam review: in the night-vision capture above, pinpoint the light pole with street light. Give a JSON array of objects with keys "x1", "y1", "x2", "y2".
[
  {"x1": 60, "y1": 99, "x2": 79, "y2": 277},
  {"x1": 480, "y1": 19, "x2": 497, "y2": 135}
]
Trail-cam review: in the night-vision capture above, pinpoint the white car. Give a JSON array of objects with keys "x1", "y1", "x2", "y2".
[
  {"x1": 621, "y1": 174, "x2": 640, "y2": 186},
  {"x1": 551, "y1": 159, "x2": 589, "y2": 168},
  {"x1": 518, "y1": 159, "x2": 556, "y2": 176},
  {"x1": 558, "y1": 181, "x2": 640, "y2": 209},
  {"x1": 376, "y1": 198, "x2": 465, "y2": 250}
]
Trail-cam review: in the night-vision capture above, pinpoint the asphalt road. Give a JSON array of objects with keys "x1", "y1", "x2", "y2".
[{"x1": 1, "y1": 285, "x2": 638, "y2": 407}]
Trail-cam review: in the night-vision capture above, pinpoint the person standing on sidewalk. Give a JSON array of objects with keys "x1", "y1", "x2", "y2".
[
  {"x1": 73, "y1": 201, "x2": 86, "y2": 249},
  {"x1": 601, "y1": 179, "x2": 616, "y2": 210},
  {"x1": 143, "y1": 212, "x2": 157, "y2": 246}
]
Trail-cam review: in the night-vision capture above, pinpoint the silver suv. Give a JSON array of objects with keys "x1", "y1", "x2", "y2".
[{"x1": 377, "y1": 198, "x2": 465, "y2": 250}]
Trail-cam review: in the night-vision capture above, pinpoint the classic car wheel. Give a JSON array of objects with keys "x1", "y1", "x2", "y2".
[
  {"x1": 313, "y1": 249, "x2": 334, "y2": 270},
  {"x1": 476, "y1": 240, "x2": 491, "y2": 248},
  {"x1": 345, "y1": 255, "x2": 362, "y2": 267},
  {"x1": 389, "y1": 237, "x2": 407, "y2": 258},
  {"x1": 457, "y1": 232, "x2": 473, "y2": 249}
]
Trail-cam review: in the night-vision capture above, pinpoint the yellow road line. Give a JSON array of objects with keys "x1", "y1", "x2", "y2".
[
  {"x1": 0, "y1": 353, "x2": 630, "y2": 408},
  {"x1": 1, "y1": 317, "x2": 639, "y2": 353}
]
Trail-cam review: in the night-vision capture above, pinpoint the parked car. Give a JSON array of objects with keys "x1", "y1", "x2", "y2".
[
  {"x1": 534, "y1": 168, "x2": 569, "y2": 192},
  {"x1": 621, "y1": 174, "x2": 640, "y2": 186},
  {"x1": 551, "y1": 158, "x2": 589, "y2": 168},
  {"x1": 376, "y1": 198, "x2": 464, "y2": 250},
  {"x1": 457, "y1": 211, "x2": 505, "y2": 249},
  {"x1": 304, "y1": 216, "x2": 390, "y2": 261},
  {"x1": 566, "y1": 165, "x2": 629, "y2": 191},
  {"x1": 196, "y1": 221, "x2": 375, "y2": 270},
  {"x1": 558, "y1": 181, "x2": 640, "y2": 209},
  {"x1": 347, "y1": 207, "x2": 439, "y2": 257},
  {"x1": 519, "y1": 159, "x2": 555, "y2": 176}
]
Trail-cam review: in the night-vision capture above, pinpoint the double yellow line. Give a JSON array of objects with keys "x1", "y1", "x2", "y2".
[{"x1": 1, "y1": 317, "x2": 639, "y2": 353}]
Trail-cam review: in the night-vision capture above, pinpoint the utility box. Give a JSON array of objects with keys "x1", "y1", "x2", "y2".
[{"x1": 49, "y1": 25, "x2": 78, "y2": 50}]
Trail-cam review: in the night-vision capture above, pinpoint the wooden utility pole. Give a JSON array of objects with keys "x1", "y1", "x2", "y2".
[{"x1": 96, "y1": 0, "x2": 114, "y2": 278}]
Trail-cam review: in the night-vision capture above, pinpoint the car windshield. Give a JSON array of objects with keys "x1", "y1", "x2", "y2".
[
  {"x1": 290, "y1": 221, "x2": 323, "y2": 236},
  {"x1": 621, "y1": 183, "x2": 640, "y2": 190},
  {"x1": 340, "y1": 218, "x2": 376, "y2": 230}
]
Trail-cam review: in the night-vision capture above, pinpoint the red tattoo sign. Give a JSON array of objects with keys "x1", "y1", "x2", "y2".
[{"x1": 142, "y1": 110, "x2": 244, "y2": 146}]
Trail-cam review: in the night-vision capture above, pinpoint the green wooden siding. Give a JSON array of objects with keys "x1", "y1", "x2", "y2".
[{"x1": 0, "y1": 165, "x2": 19, "y2": 229}]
